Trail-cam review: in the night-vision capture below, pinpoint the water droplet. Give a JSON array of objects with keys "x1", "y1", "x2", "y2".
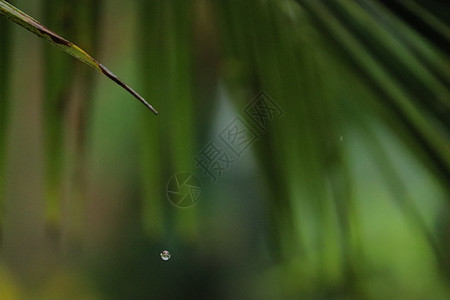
[
  {"x1": 160, "y1": 250, "x2": 171, "y2": 261},
  {"x1": 340, "y1": 136, "x2": 343, "y2": 142}
]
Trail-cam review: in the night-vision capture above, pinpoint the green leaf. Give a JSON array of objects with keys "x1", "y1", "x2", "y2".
[{"x1": 0, "y1": 0, "x2": 158, "y2": 114}]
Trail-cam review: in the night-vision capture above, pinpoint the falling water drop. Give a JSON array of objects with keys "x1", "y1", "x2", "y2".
[{"x1": 160, "y1": 250, "x2": 171, "y2": 261}]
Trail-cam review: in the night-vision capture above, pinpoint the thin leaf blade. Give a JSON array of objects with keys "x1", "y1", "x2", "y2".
[{"x1": 0, "y1": 0, "x2": 158, "y2": 114}]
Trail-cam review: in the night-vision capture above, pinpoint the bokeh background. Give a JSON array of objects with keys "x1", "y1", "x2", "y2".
[{"x1": 0, "y1": 0, "x2": 449, "y2": 299}]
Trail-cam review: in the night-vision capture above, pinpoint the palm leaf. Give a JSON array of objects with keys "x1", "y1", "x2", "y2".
[{"x1": 0, "y1": 0, "x2": 158, "y2": 114}]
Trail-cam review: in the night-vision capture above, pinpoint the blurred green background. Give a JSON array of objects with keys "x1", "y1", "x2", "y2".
[{"x1": 0, "y1": 0, "x2": 449, "y2": 299}]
